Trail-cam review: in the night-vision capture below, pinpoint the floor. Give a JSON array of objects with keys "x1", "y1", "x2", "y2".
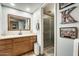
[
  {"x1": 44, "y1": 46, "x2": 54, "y2": 56},
  {"x1": 22, "y1": 51, "x2": 35, "y2": 56},
  {"x1": 22, "y1": 46, "x2": 54, "y2": 56}
]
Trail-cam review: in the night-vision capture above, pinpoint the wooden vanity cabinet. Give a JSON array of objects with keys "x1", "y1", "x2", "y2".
[
  {"x1": 12, "y1": 37, "x2": 31, "y2": 55},
  {"x1": 0, "y1": 39, "x2": 13, "y2": 56},
  {"x1": 0, "y1": 36, "x2": 36, "y2": 56}
]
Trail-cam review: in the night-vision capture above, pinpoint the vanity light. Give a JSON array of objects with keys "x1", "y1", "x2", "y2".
[
  {"x1": 26, "y1": 8, "x2": 30, "y2": 12},
  {"x1": 10, "y1": 3, "x2": 15, "y2": 6}
]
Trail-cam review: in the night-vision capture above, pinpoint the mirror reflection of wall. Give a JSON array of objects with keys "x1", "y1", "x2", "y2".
[
  {"x1": 19, "y1": 20, "x2": 26, "y2": 30},
  {"x1": 8, "y1": 14, "x2": 31, "y2": 31},
  {"x1": 25, "y1": 19, "x2": 30, "y2": 30}
]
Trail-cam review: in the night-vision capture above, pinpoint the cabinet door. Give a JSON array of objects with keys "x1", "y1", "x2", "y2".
[
  {"x1": 0, "y1": 39, "x2": 12, "y2": 56},
  {"x1": 13, "y1": 40, "x2": 30, "y2": 55},
  {"x1": 12, "y1": 36, "x2": 36, "y2": 56},
  {"x1": 13, "y1": 37, "x2": 27, "y2": 43},
  {"x1": 30, "y1": 36, "x2": 37, "y2": 50}
]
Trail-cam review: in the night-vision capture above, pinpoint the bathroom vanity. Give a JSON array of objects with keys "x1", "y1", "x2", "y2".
[
  {"x1": 0, "y1": 34, "x2": 36, "y2": 56},
  {"x1": 0, "y1": 14, "x2": 37, "y2": 56}
]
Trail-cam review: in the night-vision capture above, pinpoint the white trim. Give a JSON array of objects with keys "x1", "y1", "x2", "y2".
[
  {"x1": 54, "y1": 3, "x2": 57, "y2": 56},
  {"x1": 40, "y1": 8, "x2": 44, "y2": 54},
  {"x1": 40, "y1": 3, "x2": 47, "y2": 55},
  {"x1": 41, "y1": 3, "x2": 57, "y2": 56},
  {"x1": 73, "y1": 39, "x2": 79, "y2": 56}
]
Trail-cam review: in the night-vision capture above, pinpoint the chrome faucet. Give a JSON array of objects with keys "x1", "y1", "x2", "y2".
[{"x1": 18, "y1": 29, "x2": 22, "y2": 35}]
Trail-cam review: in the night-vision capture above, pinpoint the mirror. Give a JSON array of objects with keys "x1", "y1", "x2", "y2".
[{"x1": 8, "y1": 14, "x2": 31, "y2": 31}]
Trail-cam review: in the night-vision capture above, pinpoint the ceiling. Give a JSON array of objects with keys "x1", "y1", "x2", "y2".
[
  {"x1": 2, "y1": 3, "x2": 42, "y2": 14},
  {"x1": 43, "y1": 4, "x2": 54, "y2": 17}
]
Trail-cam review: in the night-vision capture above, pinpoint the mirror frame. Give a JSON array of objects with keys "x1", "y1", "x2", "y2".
[{"x1": 8, "y1": 14, "x2": 31, "y2": 31}]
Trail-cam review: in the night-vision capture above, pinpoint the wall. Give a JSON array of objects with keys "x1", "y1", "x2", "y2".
[
  {"x1": 1, "y1": 6, "x2": 33, "y2": 35},
  {"x1": 33, "y1": 4, "x2": 54, "y2": 55},
  {"x1": 1, "y1": 4, "x2": 43, "y2": 54},
  {"x1": 0, "y1": 4, "x2": 3, "y2": 35},
  {"x1": 56, "y1": 3, "x2": 79, "y2": 56},
  {"x1": 1, "y1": 3, "x2": 78, "y2": 56},
  {"x1": 33, "y1": 8, "x2": 44, "y2": 54}
]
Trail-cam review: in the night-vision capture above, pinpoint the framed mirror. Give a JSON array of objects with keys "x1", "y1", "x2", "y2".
[{"x1": 8, "y1": 14, "x2": 31, "y2": 31}]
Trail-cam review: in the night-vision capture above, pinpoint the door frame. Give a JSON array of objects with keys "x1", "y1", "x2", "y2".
[{"x1": 41, "y1": 3, "x2": 57, "y2": 56}]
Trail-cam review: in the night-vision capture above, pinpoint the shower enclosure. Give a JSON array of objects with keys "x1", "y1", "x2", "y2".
[{"x1": 43, "y1": 15, "x2": 54, "y2": 48}]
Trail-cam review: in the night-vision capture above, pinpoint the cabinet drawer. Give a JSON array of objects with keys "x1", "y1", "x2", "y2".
[
  {"x1": 0, "y1": 39, "x2": 12, "y2": 45},
  {"x1": 13, "y1": 37, "x2": 29, "y2": 43},
  {"x1": 30, "y1": 36, "x2": 36, "y2": 42},
  {"x1": 0, "y1": 44, "x2": 12, "y2": 51},
  {"x1": 13, "y1": 40, "x2": 29, "y2": 46},
  {"x1": 13, "y1": 45, "x2": 30, "y2": 55},
  {"x1": 0, "y1": 45, "x2": 5, "y2": 50},
  {"x1": 5, "y1": 44, "x2": 12, "y2": 49},
  {"x1": 0, "y1": 49, "x2": 12, "y2": 56},
  {"x1": 13, "y1": 36, "x2": 36, "y2": 43}
]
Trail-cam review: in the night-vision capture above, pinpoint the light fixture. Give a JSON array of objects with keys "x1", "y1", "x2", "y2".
[
  {"x1": 26, "y1": 8, "x2": 30, "y2": 12},
  {"x1": 10, "y1": 3, "x2": 15, "y2": 6}
]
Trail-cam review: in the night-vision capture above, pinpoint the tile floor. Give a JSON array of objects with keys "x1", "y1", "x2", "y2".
[
  {"x1": 44, "y1": 46, "x2": 54, "y2": 56},
  {"x1": 22, "y1": 51, "x2": 35, "y2": 56},
  {"x1": 22, "y1": 46, "x2": 54, "y2": 56}
]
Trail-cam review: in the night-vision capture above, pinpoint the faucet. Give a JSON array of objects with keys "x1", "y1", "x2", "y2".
[{"x1": 18, "y1": 29, "x2": 22, "y2": 35}]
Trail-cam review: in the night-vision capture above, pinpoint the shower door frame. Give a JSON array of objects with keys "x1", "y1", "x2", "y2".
[{"x1": 41, "y1": 3, "x2": 57, "y2": 56}]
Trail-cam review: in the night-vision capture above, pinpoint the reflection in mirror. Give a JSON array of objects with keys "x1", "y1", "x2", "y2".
[{"x1": 8, "y1": 14, "x2": 31, "y2": 31}]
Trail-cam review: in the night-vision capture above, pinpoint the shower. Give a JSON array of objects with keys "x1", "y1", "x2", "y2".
[
  {"x1": 42, "y1": 3, "x2": 54, "y2": 56},
  {"x1": 43, "y1": 15, "x2": 54, "y2": 48}
]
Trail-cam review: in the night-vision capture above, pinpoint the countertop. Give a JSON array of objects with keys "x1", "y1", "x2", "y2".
[{"x1": 0, "y1": 33, "x2": 36, "y2": 40}]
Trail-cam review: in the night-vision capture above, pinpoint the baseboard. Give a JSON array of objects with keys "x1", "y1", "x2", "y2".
[{"x1": 36, "y1": 53, "x2": 45, "y2": 56}]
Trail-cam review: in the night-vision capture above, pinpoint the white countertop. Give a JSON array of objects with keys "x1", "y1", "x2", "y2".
[{"x1": 0, "y1": 33, "x2": 36, "y2": 40}]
